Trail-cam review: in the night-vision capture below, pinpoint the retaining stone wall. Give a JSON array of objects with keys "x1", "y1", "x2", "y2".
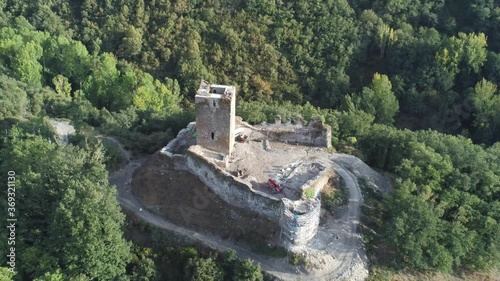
[{"x1": 185, "y1": 146, "x2": 282, "y2": 222}]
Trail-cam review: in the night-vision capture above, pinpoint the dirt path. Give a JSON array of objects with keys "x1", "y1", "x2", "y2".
[
  {"x1": 108, "y1": 140, "x2": 381, "y2": 280},
  {"x1": 321, "y1": 160, "x2": 368, "y2": 280}
]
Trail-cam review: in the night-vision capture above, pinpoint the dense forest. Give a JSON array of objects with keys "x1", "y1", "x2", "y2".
[{"x1": 0, "y1": 0, "x2": 499, "y2": 280}]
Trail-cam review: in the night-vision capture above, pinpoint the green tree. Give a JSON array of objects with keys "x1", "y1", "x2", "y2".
[
  {"x1": 351, "y1": 73, "x2": 399, "y2": 124},
  {"x1": 52, "y1": 75, "x2": 72, "y2": 98},
  {"x1": 0, "y1": 0, "x2": 9, "y2": 26},
  {"x1": 234, "y1": 259, "x2": 263, "y2": 281},
  {"x1": 0, "y1": 267, "x2": 14, "y2": 281},
  {"x1": 386, "y1": 181, "x2": 453, "y2": 271},
  {"x1": 337, "y1": 109, "x2": 375, "y2": 143},
  {"x1": 484, "y1": 52, "x2": 500, "y2": 85},
  {"x1": 0, "y1": 122, "x2": 131, "y2": 280},
  {"x1": 44, "y1": 36, "x2": 92, "y2": 85},
  {"x1": 437, "y1": 32, "x2": 488, "y2": 75},
  {"x1": 435, "y1": 47, "x2": 461, "y2": 82},
  {"x1": 33, "y1": 270, "x2": 64, "y2": 281},
  {"x1": 0, "y1": 75, "x2": 28, "y2": 119},
  {"x1": 376, "y1": 22, "x2": 398, "y2": 58},
  {"x1": 395, "y1": 142, "x2": 453, "y2": 200},
  {"x1": 31, "y1": 2, "x2": 72, "y2": 37},
  {"x1": 120, "y1": 25, "x2": 143, "y2": 57},
  {"x1": 460, "y1": 32, "x2": 488, "y2": 74},
  {"x1": 176, "y1": 29, "x2": 214, "y2": 94},
  {"x1": 373, "y1": 0, "x2": 445, "y2": 27},
  {"x1": 0, "y1": 26, "x2": 46, "y2": 87},
  {"x1": 133, "y1": 72, "x2": 180, "y2": 112},
  {"x1": 13, "y1": 40, "x2": 43, "y2": 86},
  {"x1": 83, "y1": 53, "x2": 121, "y2": 109},
  {"x1": 471, "y1": 79, "x2": 500, "y2": 143},
  {"x1": 184, "y1": 257, "x2": 223, "y2": 281},
  {"x1": 129, "y1": 258, "x2": 158, "y2": 281}
]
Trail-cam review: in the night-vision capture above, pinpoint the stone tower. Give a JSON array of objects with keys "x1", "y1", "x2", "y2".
[{"x1": 195, "y1": 81, "x2": 236, "y2": 156}]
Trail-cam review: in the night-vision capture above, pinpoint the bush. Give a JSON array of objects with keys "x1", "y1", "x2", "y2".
[
  {"x1": 0, "y1": 75, "x2": 28, "y2": 119},
  {"x1": 102, "y1": 138, "x2": 126, "y2": 170},
  {"x1": 184, "y1": 257, "x2": 223, "y2": 281},
  {"x1": 321, "y1": 177, "x2": 349, "y2": 211}
]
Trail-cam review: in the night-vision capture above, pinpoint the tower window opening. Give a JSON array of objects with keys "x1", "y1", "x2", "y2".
[
  {"x1": 211, "y1": 132, "x2": 215, "y2": 140},
  {"x1": 212, "y1": 100, "x2": 216, "y2": 107}
]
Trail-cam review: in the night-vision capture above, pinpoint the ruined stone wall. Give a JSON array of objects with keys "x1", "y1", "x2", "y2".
[
  {"x1": 259, "y1": 118, "x2": 332, "y2": 148},
  {"x1": 300, "y1": 170, "x2": 332, "y2": 199},
  {"x1": 280, "y1": 198, "x2": 321, "y2": 247},
  {"x1": 162, "y1": 135, "x2": 324, "y2": 247},
  {"x1": 185, "y1": 145, "x2": 282, "y2": 222},
  {"x1": 160, "y1": 122, "x2": 196, "y2": 170}
]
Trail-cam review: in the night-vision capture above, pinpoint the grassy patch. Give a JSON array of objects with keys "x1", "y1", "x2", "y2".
[{"x1": 301, "y1": 187, "x2": 316, "y2": 199}]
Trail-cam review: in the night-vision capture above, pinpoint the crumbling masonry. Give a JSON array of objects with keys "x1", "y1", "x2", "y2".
[
  {"x1": 161, "y1": 81, "x2": 332, "y2": 248},
  {"x1": 195, "y1": 81, "x2": 236, "y2": 156}
]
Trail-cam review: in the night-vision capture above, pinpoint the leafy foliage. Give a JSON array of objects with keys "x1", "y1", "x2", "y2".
[
  {"x1": 358, "y1": 125, "x2": 500, "y2": 271},
  {"x1": 184, "y1": 257, "x2": 223, "y2": 281},
  {"x1": 0, "y1": 75, "x2": 28, "y2": 119},
  {"x1": 349, "y1": 73, "x2": 399, "y2": 124},
  {"x1": 0, "y1": 0, "x2": 499, "y2": 278},
  {"x1": 471, "y1": 79, "x2": 500, "y2": 143},
  {"x1": 0, "y1": 0, "x2": 499, "y2": 143},
  {"x1": 0, "y1": 267, "x2": 14, "y2": 281},
  {"x1": 0, "y1": 121, "x2": 131, "y2": 280}
]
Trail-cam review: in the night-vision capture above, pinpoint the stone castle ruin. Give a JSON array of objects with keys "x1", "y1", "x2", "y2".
[
  {"x1": 195, "y1": 81, "x2": 236, "y2": 156},
  {"x1": 161, "y1": 81, "x2": 333, "y2": 248}
]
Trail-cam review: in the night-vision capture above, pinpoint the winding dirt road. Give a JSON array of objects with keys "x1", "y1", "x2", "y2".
[{"x1": 108, "y1": 138, "x2": 384, "y2": 280}]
